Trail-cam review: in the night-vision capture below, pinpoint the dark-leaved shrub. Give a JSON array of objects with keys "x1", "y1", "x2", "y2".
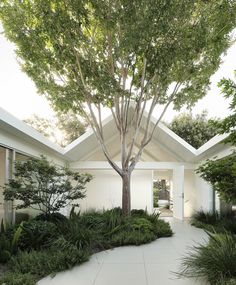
[
  {"x1": 35, "y1": 212, "x2": 68, "y2": 224},
  {"x1": 191, "y1": 210, "x2": 236, "y2": 234},
  {"x1": 19, "y1": 220, "x2": 58, "y2": 250}
]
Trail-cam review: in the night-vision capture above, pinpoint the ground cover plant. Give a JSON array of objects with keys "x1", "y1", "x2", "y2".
[
  {"x1": 0, "y1": 207, "x2": 172, "y2": 285},
  {"x1": 177, "y1": 231, "x2": 236, "y2": 285},
  {"x1": 191, "y1": 210, "x2": 236, "y2": 234}
]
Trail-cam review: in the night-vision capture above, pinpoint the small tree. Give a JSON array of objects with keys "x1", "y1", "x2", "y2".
[
  {"x1": 196, "y1": 154, "x2": 236, "y2": 204},
  {"x1": 3, "y1": 156, "x2": 92, "y2": 215},
  {"x1": 197, "y1": 71, "x2": 236, "y2": 205},
  {"x1": 168, "y1": 111, "x2": 218, "y2": 149}
]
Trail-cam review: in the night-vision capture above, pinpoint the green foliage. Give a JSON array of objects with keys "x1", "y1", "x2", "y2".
[
  {"x1": 0, "y1": 272, "x2": 37, "y2": 285},
  {"x1": 178, "y1": 231, "x2": 236, "y2": 285},
  {"x1": 3, "y1": 156, "x2": 92, "y2": 215},
  {"x1": 212, "y1": 70, "x2": 236, "y2": 145},
  {"x1": 0, "y1": 223, "x2": 23, "y2": 264},
  {"x1": 153, "y1": 187, "x2": 159, "y2": 208},
  {"x1": 191, "y1": 210, "x2": 236, "y2": 234},
  {"x1": 1, "y1": 0, "x2": 235, "y2": 111},
  {"x1": 19, "y1": 220, "x2": 59, "y2": 250},
  {"x1": 0, "y1": 208, "x2": 172, "y2": 284},
  {"x1": 15, "y1": 212, "x2": 29, "y2": 225},
  {"x1": 7, "y1": 246, "x2": 89, "y2": 281},
  {"x1": 196, "y1": 154, "x2": 236, "y2": 204},
  {"x1": 35, "y1": 212, "x2": 68, "y2": 224},
  {"x1": 168, "y1": 111, "x2": 218, "y2": 149}
]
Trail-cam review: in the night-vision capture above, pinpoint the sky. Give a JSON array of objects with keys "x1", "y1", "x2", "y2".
[{"x1": 0, "y1": 32, "x2": 235, "y2": 123}]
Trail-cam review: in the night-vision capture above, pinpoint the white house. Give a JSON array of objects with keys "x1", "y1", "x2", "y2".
[{"x1": 0, "y1": 106, "x2": 233, "y2": 222}]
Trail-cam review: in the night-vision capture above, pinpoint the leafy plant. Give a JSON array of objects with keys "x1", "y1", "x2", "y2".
[
  {"x1": 177, "y1": 231, "x2": 236, "y2": 285},
  {"x1": 0, "y1": 222, "x2": 23, "y2": 263},
  {"x1": 168, "y1": 111, "x2": 218, "y2": 149},
  {"x1": 3, "y1": 156, "x2": 92, "y2": 215},
  {"x1": 8, "y1": 245, "x2": 89, "y2": 281},
  {"x1": 196, "y1": 154, "x2": 236, "y2": 204},
  {"x1": 18, "y1": 220, "x2": 59, "y2": 250},
  {"x1": 35, "y1": 212, "x2": 68, "y2": 224},
  {"x1": 0, "y1": 272, "x2": 37, "y2": 285},
  {"x1": 211, "y1": 70, "x2": 236, "y2": 146},
  {"x1": 15, "y1": 212, "x2": 29, "y2": 225},
  {"x1": 191, "y1": 210, "x2": 236, "y2": 234}
]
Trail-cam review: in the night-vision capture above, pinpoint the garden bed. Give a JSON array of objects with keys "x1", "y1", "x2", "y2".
[{"x1": 0, "y1": 208, "x2": 173, "y2": 285}]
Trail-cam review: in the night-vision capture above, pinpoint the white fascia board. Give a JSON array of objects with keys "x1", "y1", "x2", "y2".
[
  {"x1": 154, "y1": 120, "x2": 197, "y2": 155},
  {"x1": 195, "y1": 134, "x2": 228, "y2": 156},
  {"x1": 70, "y1": 161, "x2": 196, "y2": 170},
  {"x1": 0, "y1": 107, "x2": 64, "y2": 154}
]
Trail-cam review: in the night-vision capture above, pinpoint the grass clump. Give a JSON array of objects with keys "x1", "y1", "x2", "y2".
[
  {"x1": 178, "y1": 231, "x2": 236, "y2": 285},
  {"x1": 0, "y1": 272, "x2": 37, "y2": 285},
  {"x1": 0, "y1": 208, "x2": 172, "y2": 284},
  {"x1": 191, "y1": 210, "x2": 236, "y2": 234}
]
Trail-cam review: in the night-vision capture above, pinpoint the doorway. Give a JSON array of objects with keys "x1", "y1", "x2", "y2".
[{"x1": 153, "y1": 170, "x2": 173, "y2": 217}]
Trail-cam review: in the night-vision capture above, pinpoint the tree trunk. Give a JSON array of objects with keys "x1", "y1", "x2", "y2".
[{"x1": 122, "y1": 172, "x2": 131, "y2": 215}]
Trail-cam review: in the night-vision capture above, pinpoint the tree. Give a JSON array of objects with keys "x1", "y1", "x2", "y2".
[
  {"x1": 213, "y1": 70, "x2": 236, "y2": 145},
  {"x1": 3, "y1": 156, "x2": 92, "y2": 215},
  {"x1": 196, "y1": 154, "x2": 236, "y2": 204},
  {"x1": 168, "y1": 111, "x2": 219, "y2": 149},
  {"x1": 197, "y1": 71, "x2": 236, "y2": 205},
  {"x1": 24, "y1": 111, "x2": 87, "y2": 147},
  {"x1": 1, "y1": 1, "x2": 236, "y2": 215}
]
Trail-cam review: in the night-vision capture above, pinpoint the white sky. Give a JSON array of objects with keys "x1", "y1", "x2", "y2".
[{"x1": 0, "y1": 32, "x2": 235, "y2": 122}]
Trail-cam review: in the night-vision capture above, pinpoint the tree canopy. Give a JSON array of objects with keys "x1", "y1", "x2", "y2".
[
  {"x1": 168, "y1": 111, "x2": 219, "y2": 149},
  {"x1": 212, "y1": 70, "x2": 236, "y2": 145},
  {"x1": 1, "y1": 0, "x2": 236, "y2": 214},
  {"x1": 197, "y1": 154, "x2": 236, "y2": 204}
]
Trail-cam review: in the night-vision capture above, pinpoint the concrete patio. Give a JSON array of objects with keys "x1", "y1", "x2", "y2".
[{"x1": 38, "y1": 219, "x2": 208, "y2": 285}]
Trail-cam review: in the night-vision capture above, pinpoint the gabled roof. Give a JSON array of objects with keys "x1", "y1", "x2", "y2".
[
  {"x1": 0, "y1": 107, "x2": 65, "y2": 159},
  {"x1": 0, "y1": 106, "x2": 229, "y2": 163},
  {"x1": 63, "y1": 107, "x2": 228, "y2": 163}
]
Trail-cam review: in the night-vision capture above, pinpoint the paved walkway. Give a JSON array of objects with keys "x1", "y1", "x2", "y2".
[{"x1": 39, "y1": 218, "x2": 208, "y2": 285}]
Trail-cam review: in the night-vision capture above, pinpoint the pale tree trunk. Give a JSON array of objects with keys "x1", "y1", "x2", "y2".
[{"x1": 122, "y1": 172, "x2": 131, "y2": 215}]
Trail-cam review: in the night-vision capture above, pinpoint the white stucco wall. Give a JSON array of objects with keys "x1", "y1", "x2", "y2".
[
  {"x1": 184, "y1": 170, "x2": 198, "y2": 217},
  {"x1": 195, "y1": 174, "x2": 214, "y2": 213},
  {"x1": 0, "y1": 128, "x2": 65, "y2": 166},
  {"x1": 77, "y1": 169, "x2": 153, "y2": 213}
]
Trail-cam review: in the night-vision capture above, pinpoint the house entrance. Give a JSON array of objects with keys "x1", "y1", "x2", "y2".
[{"x1": 153, "y1": 170, "x2": 173, "y2": 217}]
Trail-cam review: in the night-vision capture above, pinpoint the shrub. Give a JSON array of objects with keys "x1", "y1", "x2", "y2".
[
  {"x1": 0, "y1": 223, "x2": 23, "y2": 263},
  {"x1": 0, "y1": 272, "x2": 36, "y2": 285},
  {"x1": 178, "y1": 232, "x2": 236, "y2": 285},
  {"x1": 8, "y1": 244, "x2": 89, "y2": 280},
  {"x1": 15, "y1": 212, "x2": 29, "y2": 225},
  {"x1": 59, "y1": 219, "x2": 96, "y2": 251},
  {"x1": 191, "y1": 210, "x2": 236, "y2": 234},
  {"x1": 34, "y1": 212, "x2": 68, "y2": 224},
  {"x1": 152, "y1": 219, "x2": 173, "y2": 237},
  {"x1": 3, "y1": 156, "x2": 92, "y2": 215},
  {"x1": 196, "y1": 154, "x2": 236, "y2": 204},
  {"x1": 18, "y1": 220, "x2": 58, "y2": 250}
]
